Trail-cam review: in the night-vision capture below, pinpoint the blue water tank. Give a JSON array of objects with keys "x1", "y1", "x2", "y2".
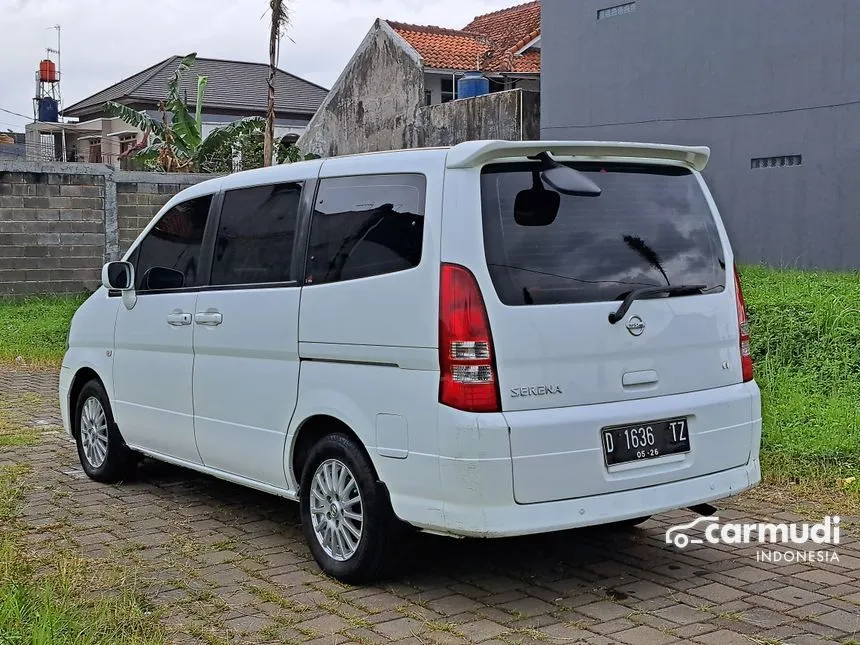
[
  {"x1": 38, "y1": 98, "x2": 59, "y2": 122},
  {"x1": 457, "y1": 71, "x2": 490, "y2": 99}
]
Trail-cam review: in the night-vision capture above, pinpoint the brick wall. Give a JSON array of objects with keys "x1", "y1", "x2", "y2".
[{"x1": 0, "y1": 161, "x2": 214, "y2": 297}]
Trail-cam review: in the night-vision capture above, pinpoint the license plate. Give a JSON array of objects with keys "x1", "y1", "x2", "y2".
[{"x1": 601, "y1": 417, "x2": 690, "y2": 466}]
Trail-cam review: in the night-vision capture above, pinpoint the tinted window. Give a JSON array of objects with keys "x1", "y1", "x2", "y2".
[
  {"x1": 135, "y1": 195, "x2": 212, "y2": 292},
  {"x1": 305, "y1": 174, "x2": 425, "y2": 285},
  {"x1": 210, "y1": 182, "x2": 302, "y2": 286},
  {"x1": 481, "y1": 163, "x2": 725, "y2": 306}
]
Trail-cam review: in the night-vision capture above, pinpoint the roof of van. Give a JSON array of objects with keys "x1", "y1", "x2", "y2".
[{"x1": 174, "y1": 141, "x2": 710, "y2": 201}]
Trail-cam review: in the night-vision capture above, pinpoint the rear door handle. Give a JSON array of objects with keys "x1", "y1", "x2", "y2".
[
  {"x1": 622, "y1": 370, "x2": 659, "y2": 386},
  {"x1": 166, "y1": 312, "x2": 192, "y2": 326},
  {"x1": 195, "y1": 311, "x2": 223, "y2": 326}
]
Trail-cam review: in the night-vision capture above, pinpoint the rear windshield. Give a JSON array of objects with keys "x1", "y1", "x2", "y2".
[{"x1": 480, "y1": 162, "x2": 726, "y2": 306}]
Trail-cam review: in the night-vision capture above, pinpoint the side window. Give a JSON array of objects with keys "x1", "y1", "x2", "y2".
[
  {"x1": 305, "y1": 174, "x2": 425, "y2": 285},
  {"x1": 134, "y1": 195, "x2": 212, "y2": 292},
  {"x1": 209, "y1": 182, "x2": 302, "y2": 286}
]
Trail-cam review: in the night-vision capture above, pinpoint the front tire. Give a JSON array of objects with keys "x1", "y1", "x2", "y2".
[
  {"x1": 73, "y1": 379, "x2": 136, "y2": 483},
  {"x1": 299, "y1": 433, "x2": 396, "y2": 583}
]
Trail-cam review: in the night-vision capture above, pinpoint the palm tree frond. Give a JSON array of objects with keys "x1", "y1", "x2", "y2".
[
  {"x1": 195, "y1": 75, "x2": 208, "y2": 131},
  {"x1": 167, "y1": 53, "x2": 197, "y2": 105},
  {"x1": 269, "y1": 0, "x2": 290, "y2": 37},
  {"x1": 197, "y1": 116, "x2": 265, "y2": 160},
  {"x1": 164, "y1": 53, "x2": 202, "y2": 154},
  {"x1": 104, "y1": 102, "x2": 165, "y2": 139},
  {"x1": 623, "y1": 234, "x2": 670, "y2": 285}
]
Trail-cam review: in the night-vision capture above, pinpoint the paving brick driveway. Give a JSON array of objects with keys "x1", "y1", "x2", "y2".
[{"x1": 2, "y1": 368, "x2": 859, "y2": 645}]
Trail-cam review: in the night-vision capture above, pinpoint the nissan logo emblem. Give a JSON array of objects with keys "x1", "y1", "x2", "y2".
[{"x1": 626, "y1": 315, "x2": 645, "y2": 336}]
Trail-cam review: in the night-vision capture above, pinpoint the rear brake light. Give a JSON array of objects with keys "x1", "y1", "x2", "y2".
[
  {"x1": 439, "y1": 263, "x2": 501, "y2": 412},
  {"x1": 734, "y1": 265, "x2": 754, "y2": 382}
]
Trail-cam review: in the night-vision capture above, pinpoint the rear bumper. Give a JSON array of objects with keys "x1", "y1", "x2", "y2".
[
  {"x1": 391, "y1": 382, "x2": 761, "y2": 538},
  {"x1": 436, "y1": 459, "x2": 760, "y2": 538}
]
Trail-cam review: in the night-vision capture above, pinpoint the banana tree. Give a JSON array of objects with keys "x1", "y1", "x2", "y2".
[{"x1": 105, "y1": 53, "x2": 264, "y2": 172}]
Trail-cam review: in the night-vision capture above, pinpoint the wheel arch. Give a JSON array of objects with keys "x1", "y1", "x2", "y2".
[
  {"x1": 290, "y1": 414, "x2": 380, "y2": 490},
  {"x1": 68, "y1": 366, "x2": 106, "y2": 438}
]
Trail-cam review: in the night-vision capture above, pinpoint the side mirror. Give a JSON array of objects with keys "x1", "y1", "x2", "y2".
[{"x1": 102, "y1": 261, "x2": 134, "y2": 290}]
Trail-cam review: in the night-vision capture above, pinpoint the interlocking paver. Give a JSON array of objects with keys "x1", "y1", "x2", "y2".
[{"x1": 2, "y1": 366, "x2": 859, "y2": 644}]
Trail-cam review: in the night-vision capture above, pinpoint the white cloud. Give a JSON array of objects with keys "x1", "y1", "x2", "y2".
[{"x1": 0, "y1": 0, "x2": 520, "y2": 131}]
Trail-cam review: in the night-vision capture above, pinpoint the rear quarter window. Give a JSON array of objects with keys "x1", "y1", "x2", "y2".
[
  {"x1": 304, "y1": 174, "x2": 425, "y2": 285},
  {"x1": 480, "y1": 162, "x2": 726, "y2": 306}
]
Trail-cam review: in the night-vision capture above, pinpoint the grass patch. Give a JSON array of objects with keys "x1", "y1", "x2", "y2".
[
  {"x1": 0, "y1": 464, "x2": 166, "y2": 644},
  {"x1": 741, "y1": 266, "x2": 860, "y2": 491},
  {"x1": 0, "y1": 294, "x2": 87, "y2": 366}
]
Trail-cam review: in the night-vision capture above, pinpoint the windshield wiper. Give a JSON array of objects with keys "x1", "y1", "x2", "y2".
[{"x1": 608, "y1": 284, "x2": 707, "y2": 324}]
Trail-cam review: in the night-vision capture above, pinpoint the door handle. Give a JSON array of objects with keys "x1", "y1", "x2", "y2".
[
  {"x1": 195, "y1": 311, "x2": 223, "y2": 326},
  {"x1": 166, "y1": 312, "x2": 192, "y2": 326}
]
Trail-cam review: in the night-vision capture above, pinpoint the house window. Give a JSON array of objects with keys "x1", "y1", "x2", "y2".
[
  {"x1": 119, "y1": 135, "x2": 138, "y2": 156},
  {"x1": 441, "y1": 77, "x2": 457, "y2": 103},
  {"x1": 751, "y1": 155, "x2": 802, "y2": 169},
  {"x1": 598, "y1": 2, "x2": 636, "y2": 20},
  {"x1": 424, "y1": 90, "x2": 432, "y2": 106},
  {"x1": 87, "y1": 139, "x2": 102, "y2": 163}
]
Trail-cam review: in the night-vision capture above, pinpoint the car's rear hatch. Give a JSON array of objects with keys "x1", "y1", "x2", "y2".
[{"x1": 478, "y1": 160, "x2": 752, "y2": 503}]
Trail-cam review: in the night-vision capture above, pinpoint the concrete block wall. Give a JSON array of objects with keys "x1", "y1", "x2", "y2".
[
  {"x1": 0, "y1": 170, "x2": 107, "y2": 295},
  {"x1": 417, "y1": 90, "x2": 540, "y2": 147},
  {"x1": 0, "y1": 161, "x2": 214, "y2": 297}
]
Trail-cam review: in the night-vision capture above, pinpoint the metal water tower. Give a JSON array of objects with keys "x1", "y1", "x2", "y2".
[{"x1": 34, "y1": 25, "x2": 62, "y2": 122}]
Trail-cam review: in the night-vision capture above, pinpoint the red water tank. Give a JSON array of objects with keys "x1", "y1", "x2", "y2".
[{"x1": 39, "y1": 59, "x2": 58, "y2": 83}]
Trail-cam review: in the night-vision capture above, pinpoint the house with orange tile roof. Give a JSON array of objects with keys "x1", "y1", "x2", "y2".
[
  {"x1": 388, "y1": 0, "x2": 541, "y2": 105},
  {"x1": 299, "y1": 1, "x2": 541, "y2": 158}
]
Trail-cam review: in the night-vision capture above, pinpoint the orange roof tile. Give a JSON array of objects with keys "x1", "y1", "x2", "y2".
[
  {"x1": 387, "y1": 1, "x2": 541, "y2": 74},
  {"x1": 388, "y1": 23, "x2": 490, "y2": 71}
]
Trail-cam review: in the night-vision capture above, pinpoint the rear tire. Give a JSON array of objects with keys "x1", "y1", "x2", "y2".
[
  {"x1": 299, "y1": 433, "x2": 396, "y2": 583},
  {"x1": 73, "y1": 379, "x2": 136, "y2": 484}
]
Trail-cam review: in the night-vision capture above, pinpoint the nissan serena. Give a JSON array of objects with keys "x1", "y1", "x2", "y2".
[{"x1": 60, "y1": 140, "x2": 762, "y2": 582}]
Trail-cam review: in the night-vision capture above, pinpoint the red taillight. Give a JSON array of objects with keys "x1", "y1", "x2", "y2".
[
  {"x1": 439, "y1": 263, "x2": 501, "y2": 413},
  {"x1": 734, "y1": 265, "x2": 754, "y2": 382}
]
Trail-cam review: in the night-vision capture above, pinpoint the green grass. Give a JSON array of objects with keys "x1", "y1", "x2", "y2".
[
  {"x1": 0, "y1": 464, "x2": 166, "y2": 645},
  {"x1": 0, "y1": 294, "x2": 87, "y2": 365},
  {"x1": 741, "y1": 265, "x2": 860, "y2": 488}
]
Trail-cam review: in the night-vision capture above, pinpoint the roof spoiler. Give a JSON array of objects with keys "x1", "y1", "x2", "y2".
[{"x1": 445, "y1": 140, "x2": 711, "y2": 171}]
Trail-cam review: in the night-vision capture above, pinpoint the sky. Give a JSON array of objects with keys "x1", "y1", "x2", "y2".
[{"x1": 0, "y1": 0, "x2": 522, "y2": 131}]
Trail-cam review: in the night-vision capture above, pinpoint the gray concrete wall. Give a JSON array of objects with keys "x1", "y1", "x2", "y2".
[
  {"x1": 417, "y1": 89, "x2": 540, "y2": 147},
  {"x1": 541, "y1": 0, "x2": 860, "y2": 269},
  {"x1": 298, "y1": 20, "x2": 425, "y2": 158},
  {"x1": 0, "y1": 161, "x2": 213, "y2": 296}
]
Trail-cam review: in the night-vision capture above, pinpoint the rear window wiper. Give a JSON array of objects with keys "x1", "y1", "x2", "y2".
[{"x1": 608, "y1": 284, "x2": 707, "y2": 324}]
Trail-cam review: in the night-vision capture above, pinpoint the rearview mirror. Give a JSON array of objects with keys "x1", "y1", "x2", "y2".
[
  {"x1": 514, "y1": 186, "x2": 560, "y2": 226},
  {"x1": 101, "y1": 261, "x2": 134, "y2": 290}
]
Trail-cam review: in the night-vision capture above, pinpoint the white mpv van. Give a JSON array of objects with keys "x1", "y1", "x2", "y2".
[{"x1": 60, "y1": 140, "x2": 761, "y2": 582}]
